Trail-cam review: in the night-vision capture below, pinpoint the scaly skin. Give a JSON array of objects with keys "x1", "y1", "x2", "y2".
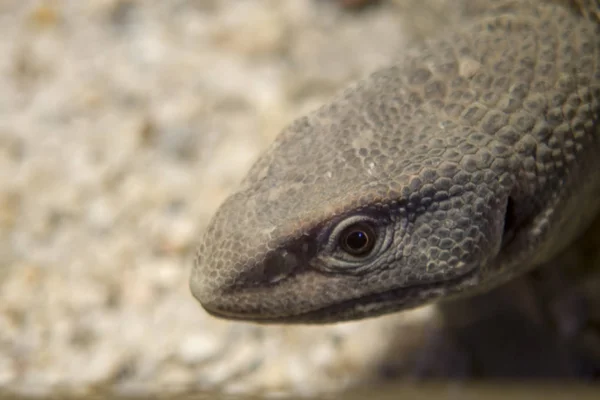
[{"x1": 190, "y1": 1, "x2": 600, "y2": 324}]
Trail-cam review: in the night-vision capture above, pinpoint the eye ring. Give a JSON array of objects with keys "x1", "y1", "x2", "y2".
[
  {"x1": 313, "y1": 213, "x2": 398, "y2": 274},
  {"x1": 339, "y1": 223, "x2": 377, "y2": 256}
]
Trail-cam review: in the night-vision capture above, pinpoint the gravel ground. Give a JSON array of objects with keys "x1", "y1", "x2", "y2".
[{"x1": 0, "y1": 0, "x2": 464, "y2": 397}]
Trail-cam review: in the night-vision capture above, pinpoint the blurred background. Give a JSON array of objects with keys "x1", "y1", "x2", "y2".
[{"x1": 0, "y1": 0, "x2": 456, "y2": 397}]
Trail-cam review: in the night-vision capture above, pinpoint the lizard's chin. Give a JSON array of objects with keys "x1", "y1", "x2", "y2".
[{"x1": 201, "y1": 265, "x2": 482, "y2": 324}]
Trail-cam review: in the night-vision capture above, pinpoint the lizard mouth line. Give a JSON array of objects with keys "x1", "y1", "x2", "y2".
[{"x1": 202, "y1": 265, "x2": 480, "y2": 324}]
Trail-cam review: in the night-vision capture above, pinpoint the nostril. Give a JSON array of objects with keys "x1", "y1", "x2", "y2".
[
  {"x1": 263, "y1": 250, "x2": 299, "y2": 283},
  {"x1": 244, "y1": 250, "x2": 299, "y2": 285}
]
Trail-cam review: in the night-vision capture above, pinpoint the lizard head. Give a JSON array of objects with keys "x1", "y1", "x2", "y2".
[{"x1": 190, "y1": 69, "x2": 518, "y2": 323}]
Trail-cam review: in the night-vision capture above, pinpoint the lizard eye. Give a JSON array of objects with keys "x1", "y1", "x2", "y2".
[
  {"x1": 315, "y1": 214, "x2": 397, "y2": 273},
  {"x1": 339, "y1": 223, "x2": 376, "y2": 256}
]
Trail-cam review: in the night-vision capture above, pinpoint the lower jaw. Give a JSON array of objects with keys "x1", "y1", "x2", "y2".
[{"x1": 204, "y1": 267, "x2": 481, "y2": 324}]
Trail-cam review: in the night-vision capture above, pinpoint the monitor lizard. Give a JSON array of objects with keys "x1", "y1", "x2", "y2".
[{"x1": 190, "y1": 0, "x2": 600, "y2": 335}]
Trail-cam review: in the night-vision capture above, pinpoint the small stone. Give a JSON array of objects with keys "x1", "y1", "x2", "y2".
[
  {"x1": 177, "y1": 333, "x2": 223, "y2": 365},
  {"x1": 28, "y1": 3, "x2": 61, "y2": 29}
]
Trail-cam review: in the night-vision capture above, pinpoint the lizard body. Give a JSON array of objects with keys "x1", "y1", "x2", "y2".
[{"x1": 191, "y1": 0, "x2": 600, "y2": 324}]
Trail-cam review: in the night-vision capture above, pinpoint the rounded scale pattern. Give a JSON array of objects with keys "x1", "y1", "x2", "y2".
[{"x1": 191, "y1": 1, "x2": 600, "y2": 323}]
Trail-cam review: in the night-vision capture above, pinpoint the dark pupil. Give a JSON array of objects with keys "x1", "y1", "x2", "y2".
[
  {"x1": 346, "y1": 231, "x2": 368, "y2": 250},
  {"x1": 341, "y1": 224, "x2": 376, "y2": 256}
]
